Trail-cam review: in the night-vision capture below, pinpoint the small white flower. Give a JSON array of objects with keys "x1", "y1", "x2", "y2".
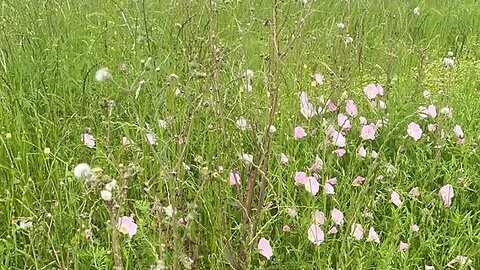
[
  {"x1": 236, "y1": 118, "x2": 248, "y2": 130},
  {"x1": 413, "y1": 7, "x2": 420, "y2": 16},
  {"x1": 158, "y1": 119, "x2": 168, "y2": 129},
  {"x1": 245, "y1": 69, "x2": 254, "y2": 79},
  {"x1": 164, "y1": 204, "x2": 174, "y2": 218},
  {"x1": 155, "y1": 67, "x2": 161, "y2": 72},
  {"x1": 336, "y1": 22, "x2": 345, "y2": 29},
  {"x1": 423, "y1": 90, "x2": 431, "y2": 98},
  {"x1": 280, "y1": 153, "x2": 289, "y2": 164},
  {"x1": 105, "y1": 180, "x2": 117, "y2": 191},
  {"x1": 101, "y1": 190, "x2": 112, "y2": 201},
  {"x1": 443, "y1": 57, "x2": 455, "y2": 67},
  {"x1": 74, "y1": 163, "x2": 92, "y2": 180},
  {"x1": 268, "y1": 124, "x2": 276, "y2": 134},
  {"x1": 19, "y1": 221, "x2": 33, "y2": 230},
  {"x1": 345, "y1": 35, "x2": 353, "y2": 45},
  {"x1": 95, "y1": 68, "x2": 112, "y2": 82},
  {"x1": 240, "y1": 153, "x2": 254, "y2": 164},
  {"x1": 447, "y1": 51, "x2": 454, "y2": 57},
  {"x1": 174, "y1": 87, "x2": 181, "y2": 96}
]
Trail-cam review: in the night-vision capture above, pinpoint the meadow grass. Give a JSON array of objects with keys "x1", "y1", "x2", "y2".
[{"x1": 1, "y1": 0, "x2": 480, "y2": 269}]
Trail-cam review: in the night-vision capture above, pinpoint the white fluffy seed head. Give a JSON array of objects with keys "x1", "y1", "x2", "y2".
[
  {"x1": 74, "y1": 163, "x2": 92, "y2": 180},
  {"x1": 19, "y1": 221, "x2": 33, "y2": 230},
  {"x1": 95, "y1": 68, "x2": 112, "y2": 82},
  {"x1": 100, "y1": 190, "x2": 112, "y2": 201}
]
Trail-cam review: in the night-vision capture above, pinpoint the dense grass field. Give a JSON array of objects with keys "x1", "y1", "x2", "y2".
[{"x1": 1, "y1": 0, "x2": 480, "y2": 269}]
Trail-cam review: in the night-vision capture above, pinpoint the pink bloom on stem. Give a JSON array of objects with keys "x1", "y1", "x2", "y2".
[
  {"x1": 337, "y1": 114, "x2": 351, "y2": 131},
  {"x1": 327, "y1": 177, "x2": 337, "y2": 185},
  {"x1": 330, "y1": 130, "x2": 346, "y2": 147},
  {"x1": 358, "y1": 146, "x2": 367, "y2": 157},
  {"x1": 324, "y1": 182, "x2": 335, "y2": 195},
  {"x1": 399, "y1": 241, "x2": 409, "y2": 251},
  {"x1": 391, "y1": 191, "x2": 402, "y2": 207},
  {"x1": 294, "y1": 126, "x2": 307, "y2": 139},
  {"x1": 352, "y1": 176, "x2": 365, "y2": 186},
  {"x1": 326, "y1": 99, "x2": 337, "y2": 112},
  {"x1": 236, "y1": 117, "x2": 248, "y2": 130},
  {"x1": 427, "y1": 124, "x2": 437, "y2": 132},
  {"x1": 300, "y1": 92, "x2": 316, "y2": 119},
  {"x1": 313, "y1": 210, "x2": 325, "y2": 225},
  {"x1": 307, "y1": 224, "x2": 324, "y2": 245},
  {"x1": 411, "y1": 224, "x2": 419, "y2": 233},
  {"x1": 305, "y1": 177, "x2": 320, "y2": 196},
  {"x1": 282, "y1": 225, "x2": 291, "y2": 232},
  {"x1": 419, "y1": 105, "x2": 437, "y2": 119},
  {"x1": 334, "y1": 148, "x2": 346, "y2": 157},
  {"x1": 453, "y1": 125, "x2": 464, "y2": 138},
  {"x1": 346, "y1": 100, "x2": 358, "y2": 117},
  {"x1": 360, "y1": 125, "x2": 376, "y2": 140},
  {"x1": 331, "y1": 208, "x2": 344, "y2": 226},
  {"x1": 295, "y1": 171, "x2": 307, "y2": 186},
  {"x1": 81, "y1": 133, "x2": 95, "y2": 148},
  {"x1": 325, "y1": 125, "x2": 335, "y2": 136},
  {"x1": 364, "y1": 83, "x2": 380, "y2": 99},
  {"x1": 409, "y1": 187, "x2": 420, "y2": 197},
  {"x1": 310, "y1": 155, "x2": 323, "y2": 171},
  {"x1": 229, "y1": 172, "x2": 241, "y2": 186},
  {"x1": 118, "y1": 216, "x2": 138, "y2": 238},
  {"x1": 258, "y1": 238, "x2": 273, "y2": 260},
  {"x1": 407, "y1": 122, "x2": 422, "y2": 141},
  {"x1": 367, "y1": 227, "x2": 380, "y2": 244},
  {"x1": 287, "y1": 208, "x2": 297, "y2": 217},
  {"x1": 280, "y1": 153, "x2": 289, "y2": 164},
  {"x1": 438, "y1": 184, "x2": 454, "y2": 207},
  {"x1": 351, "y1": 224, "x2": 363, "y2": 240},
  {"x1": 359, "y1": 116, "x2": 367, "y2": 125},
  {"x1": 314, "y1": 73, "x2": 324, "y2": 85},
  {"x1": 328, "y1": 226, "x2": 338, "y2": 234},
  {"x1": 370, "y1": 150, "x2": 378, "y2": 159}
]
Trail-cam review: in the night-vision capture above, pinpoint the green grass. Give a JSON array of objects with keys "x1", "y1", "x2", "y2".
[{"x1": 1, "y1": 0, "x2": 480, "y2": 269}]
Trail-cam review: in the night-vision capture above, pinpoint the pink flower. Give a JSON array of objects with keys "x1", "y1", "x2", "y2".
[
  {"x1": 295, "y1": 171, "x2": 307, "y2": 185},
  {"x1": 328, "y1": 226, "x2": 338, "y2": 234},
  {"x1": 419, "y1": 105, "x2": 437, "y2": 119},
  {"x1": 118, "y1": 216, "x2": 138, "y2": 238},
  {"x1": 359, "y1": 116, "x2": 367, "y2": 125},
  {"x1": 324, "y1": 182, "x2": 335, "y2": 195},
  {"x1": 314, "y1": 73, "x2": 324, "y2": 85},
  {"x1": 407, "y1": 122, "x2": 422, "y2": 141},
  {"x1": 360, "y1": 125, "x2": 376, "y2": 140},
  {"x1": 409, "y1": 187, "x2": 420, "y2": 197},
  {"x1": 280, "y1": 153, "x2": 289, "y2": 164},
  {"x1": 327, "y1": 177, "x2": 337, "y2": 185},
  {"x1": 352, "y1": 176, "x2": 365, "y2": 186},
  {"x1": 313, "y1": 210, "x2": 325, "y2": 225},
  {"x1": 330, "y1": 130, "x2": 346, "y2": 147},
  {"x1": 367, "y1": 227, "x2": 380, "y2": 244},
  {"x1": 305, "y1": 177, "x2": 320, "y2": 195},
  {"x1": 345, "y1": 100, "x2": 358, "y2": 117},
  {"x1": 351, "y1": 224, "x2": 363, "y2": 240},
  {"x1": 294, "y1": 126, "x2": 307, "y2": 139},
  {"x1": 229, "y1": 172, "x2": 241, "y2": 186},
  {"x1": 364, "y1": 83, "x2": 381, "y2": 99},
  {"x1": 411, "y1": 224, "x2": 419, "y2": 233},
  {"x1": 391, "y1": 191, "x2": 402, "y2": 207},
  {"x1": 81, "y1": 133, "x2": 95, "y2": 148},
  {"x1": 300, "y1": 92, "x2": 316, "y2": 119},
  {"x1": 331, "y1": 208, "x2": 344, "y2": 226},
  {"x1": 358, "y1": 146, "x2": 367, "y2": 157},
  {"x1": 85, "y1": 229, "x2": 92, "y2": 239},
  {"x1": 334, "y1": 148, "x2": 346, "y2": 157},
  {"x1": 325, "y1": 125, "x2": 335, "y2": 136},
  {"x1": 258, "y1": 238, "x2": 273, "y2": 260},
  {"x1": 307, "y1": 224, "x2": 324, "y2": 245},
  {"x1": 399, "y1": 241, "x2": 409, "y2": 251},
  {"x1": 282, "y1": 225, "x2": 291, "y2": 232},
  {"x1": 427, "y1": 124, "x2": 437, "y2": 132},
  {"x1": 287, "y1": 208, "x2": 297, "y2": 217},
  {"x1": 310, "y1": 155, "x2": 323, "y2": 171},
  {"x1": 370, "y1": 150, "x2": 378, "y2": 159},
  {"x1": 453, "y1": 125, "x2": 464, "y2": 138},
  {"x1": 438, "y1": 184, "x2": 454, "y2": 207},
  {"x1": 337, "y1": 114, "x2": 351, "y2": 131},
  {"x1": 326, "y1": 99, "x2": 337, "y2": 112}
]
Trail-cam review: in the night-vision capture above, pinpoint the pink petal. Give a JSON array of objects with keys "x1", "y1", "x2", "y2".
[
  {"x1": 399, "y1": 241, "x2": 409, "y2": 251},
  {"x1": 258, "y1": 238, "x2": 273, "y2": 260},
  {"x1": 294, "y1": 126, "x2": 307, "y2": 139},
  {"x1": 330, "y1": 130, "x2": 346, "y2": 147},
  {"x1": 295, "y1": 171, "x2": 307, "y2": 186},
  {"x1": 359, "y1": 116, "x2": 367, "y2": 125},
  {"x1": 305, "y1": 177, "x2": 320, "y2": 196},
  {"x1": 358, "y1": 146, "x2": 367, "y2": 157},
  {"x1": 337, "y1": 114, "x2": 351, "y2": 131},
  {"x1": 229, "y1": 172, "x2": 241, "y2": 186},
  {"x1": 334, "y1": 148, "x2": 346, "y2": 157},
  {"x1": 391, "y1": 191, "x2": 402, "y2": 207},
  {"x1": 345, "y1": 100, "x2": 358, "y2": 117},
  {"x1": 327, "y1": 177, "x2": 337, "y2": 185},
  {"x1": 326, "y1": 99, "x2": 337, "y2": 112},
  {"x1": 407, "y1": 122, "x2": 422, "y2": 141},
  {"x1": 352, "y1": 176, "x2": 365, "y2": 186},
  {"x1": 287, "y1": 208, "x2": 297, "y2": 218},
  {"x1": 280, "y1": 153, "x2": 289, "y2": 164},
  {"x1": 453, "y1": 124, "x2": 464, "y2": 138},
  {"x1": 313, "y1": 210, "x2": 325, "y2": 225},
  {"x1": 81, "y1": 133, "x2": 95, "y2": 148},
  {"x1": 409, "y1": 187, "x2": 420, "y2": 197},
  {"x1": 282, "y1": 225, "x2": 291, "y2": 232},
  {"x1": 438, "y1": 184, "x2": 454, "y2": 207},
  {"x1": 351, "y1": 223, "x2": 363, "y2": 240},
  {"x1": 427, "y1": 124, "x2": 437, "y2": 132},
  {"x1": 118, "y1": 216, "x2": 138, "y2": 238},
  {"x1": 328, "y1": 226, "x2": 338, "y2": 234},
  {"x1": 367, "y1": 227, "x2": 380, "y2": 244},
  {"x1": 309, "y1": 155, "x2": 323, "y2": 171},
  {"x1": 324, "y1": 183, "x2": 335, "y2": 195},
  {"x1": 364, "y1": 83, "x2": 379, "y2": 99},
  {"x1": 307, "y1": 224, "x2": 324, "y2": 245},
  {"x1": 331, "y1": 208, "x2": 344, "y2": 226},
  {"x1": 360, "y1": 125, "x2": 376, "y2": 140},
  {"x1": 314, "y1": 73, "x2": 324, "y2": 85},
  {"x1": 410, "y1": 224, "x2": 419, "y2": 233},
  {"x1": 370, "y1": 150, "x2": 378, "y2": 159}
]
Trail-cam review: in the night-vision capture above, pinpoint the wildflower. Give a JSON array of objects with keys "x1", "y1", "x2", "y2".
[
  {"x1": 158, "y1": 119, "x2": 168, "y2": 129},
  {"x1": 352, "y1": 176, "x2": 365, "y2": 186},
  {"x1": 164, "y1": 205, "x2": 174, "y2": 217},
  {"x1": 295, "y1": 171, "x2": 307, "y2": 185},
  {"x1": 326, "y1": 99, "x2": 337, "y2": 112},
  {"x1": 358, "y1": 146, "x2": 367, "y2": 157},
  {"x1": 328, "y1": 226, "x2": 338, "y2": 234},
  {"x1": 258, "y1": 238, "x2": 273, "y2": 260},
  {"x1": 345, "y1": 100, "x2": 358, "y2": 117},
  {"x1": 453, "y1": 125, "x2": 464, "y2": 138},
  {"x1": 438, "y1": 184, "x2": 454, "y2": 207},
  {"x1": 327, "y1": 177, "x2": 337, "y2": 185},
  {"x1": 95, "y1": 68, "x2": 112, "y2": 82},
  {"x1": 399, "y1": 241, "x2": 409, "y2": 251},
  {"x1": 313, "y1": 210, "x2": 325, "y2": 225},
  {"x1": 427, "y1": 124, "x2": 437, "y2": 132},
  {"x1": 105, "y1": 180, "x2": 117, "y2": 191},
  {"x1": 314, "y1": 73, "x2": 324, "y2": 85},
  {"x1": 282, "y1": 225, "x2": 291, "y2": 232},
  {"x1": 363, "y1": 84, "x2": 383, "y2": 99},
  {"x1": 307, "y1": 224, "x2": 324, "y2": 245},
  {"x1": 334, "y1": 148, "x2": 346, "y2": 157},
  {"x1": 229, "y1": 172, "x2": 241, "y2": 186},
  {"x1": 287, "y1": 208, "x2": 297, "y2": 217},
  {"x1": 345, "y1": 35, "x2": 353, "y2": 45},
  {"x1": 360, "y1": 124, "x2": 376, "y2": 140},
  {"x1": 305, "y1": 177, "x2": 320, "y2": 195},
  {"x1": 236, "y1": 118, "x2": 248, "y2": 130},
  {"x1": 444, "y1": 58, "x2": 455, "y2": 67},
  {"x1": 391, "y1": 191, "x2": 402, "y2": 207},
  {"x1": 118, "y1": 216, "x2": 138, "y2": 238},
  {"x1": 240, "y1": 153, "x2": 254, "y2": 164},
  {"x1": 245, "y1": 69, "x2": 254, "y2": 79},
  {"x1": 309, "y1": 155, "x2": 323, "y2": 171},
  {"x1": 337, "y1": 114, "x2": 351, "y2": 131},
  {"x1": 43, "y1": 147, "x2": 51, "y2": 155},
  {"x1": 18, "y1": 221, "x2": 33, "y2": 230},
  {"x1": 280, "y1": 153, "x2": 289, "y2": 164},
  {"x1": 85, "y1": 229, "x2": 92, "y2": 239},
  {"x1": 294, "y1": 126, "x2": 307, "y2": 139},
  {"x1": 268, "y1": 124, "x2": 276, "y2": 134},
  {"x1": 331, "y1": 208, "x2": 344, "y2": 225},
  {"x1": 300, "y1": 92, "x2": 316, "y2": 119},
  {"x1": 411, "y1": 224, "x2": 419, "y2": 233},
  {"x1": 448, "y1": 256, "x2": 471, "y2": 266},
  {"x1": 351, "y1": 224, "x2": 363, "y2": 240},
  {"x1": 407, "y1": 122, "x2": 422, "y2": 141},
  {"x1": 330, "y1": 130, "x2": 346, "y2": 147},
  {"x1": 81, "y1": 133, "x2": 95, "y2": 148},
  {"x1": 146, "y1": 133, "x2": 157, "y2": 145},
  {"x1": 423, "y1": 90, "x2": 431, "y2": 98}
]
